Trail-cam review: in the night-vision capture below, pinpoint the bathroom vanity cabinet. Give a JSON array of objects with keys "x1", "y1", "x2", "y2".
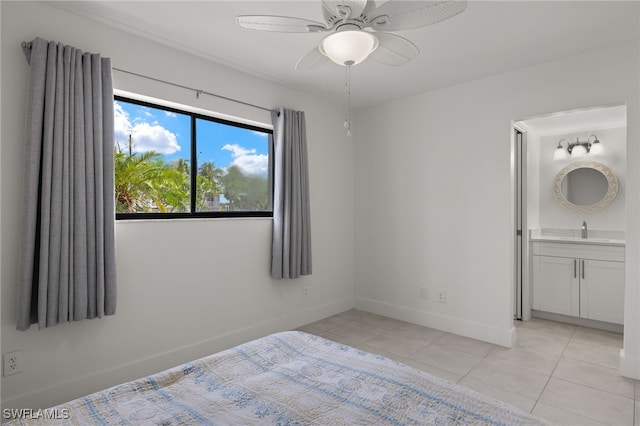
[{"x1": 531, "y1": 241, "x2": 624, "y2": 325}]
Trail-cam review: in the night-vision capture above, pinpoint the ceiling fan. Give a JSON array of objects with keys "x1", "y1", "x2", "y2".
[{"x1": 236, "y1": 0, "x2": 468, "y2": 70}]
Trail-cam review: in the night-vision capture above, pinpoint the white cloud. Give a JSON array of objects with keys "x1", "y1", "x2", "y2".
[
  {"x1": 113, "y1": 102, "x2": 180, "y2": 155},
  {"x1": 233, "y1": 153, "x2": 269, "y2": 176},
  {"x1": 222, "y1": 144, "x2": 255, "y2": 157},
  {"x1": 222, "y1": 143, "x2": 268, "y2": 176},
  {"x1": 130, "y1": 122, "x2": 181, "y2": 154},
  {"x1": 113, "y1": 102, "x2": 131, "y2": 147}
]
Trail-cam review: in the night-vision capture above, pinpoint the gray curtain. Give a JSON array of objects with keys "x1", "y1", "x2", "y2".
[
  {"x1": 17, "y1": 38, "x2": 117, "y2": 330},
  {"x1": 271, "y1": 107, "x2": 312, "y2": 279}
]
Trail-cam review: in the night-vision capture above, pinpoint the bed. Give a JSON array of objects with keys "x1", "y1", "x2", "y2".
[{"x1": 5, "y1": 331, "x2": 547, "y2": 425}]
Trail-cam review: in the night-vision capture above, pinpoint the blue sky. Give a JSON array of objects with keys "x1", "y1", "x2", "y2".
[{"x1": 114, "y1": 100, "x2": 269, "y2": 176}]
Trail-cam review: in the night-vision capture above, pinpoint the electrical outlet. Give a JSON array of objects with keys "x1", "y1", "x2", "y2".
[
  {"x1": 3, "y1": 350, "x2": 23, "y2": 376},
  {"x1": 419, "y1": 287, "x2": 428, "y2": 300},
  {"x1": 302, "y1": 286, "x2": 310, "y2": 299},
  {"x1": 437, "y1": 289, "x2": 446, "y2": 303}
]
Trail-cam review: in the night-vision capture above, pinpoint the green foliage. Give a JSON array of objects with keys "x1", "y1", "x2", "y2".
[
  {"x1": 196, "y1": 161, "x2": 223, "y2": 211},
  {"x1": 115, "y1": 152, "x2": 268, "y2": 213},
  {"x1": 114, "y1": 150, "x2": 189, "y2": 213},
  {"x1": 220, "y1": 165, "x2": 269, "y2": 211}
]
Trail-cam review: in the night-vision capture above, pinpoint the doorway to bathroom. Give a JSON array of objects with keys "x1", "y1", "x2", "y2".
[{"x1": 512, "y1": 104, "x2": 627, "y2": 330}]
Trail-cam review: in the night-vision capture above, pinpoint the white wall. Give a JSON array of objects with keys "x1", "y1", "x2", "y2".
[
  {"x1": 1, "y1": 2, "x2": 355, "y2": 408},
  {"x1": 354, "y1": 42, "x2": 640, "y2": 379},
  {"x1": 525, "y1": 128, "x2": 541, "y2": 230},
  {"x1": 537, "y1": 127, "x2": 627, "y2": 230}
]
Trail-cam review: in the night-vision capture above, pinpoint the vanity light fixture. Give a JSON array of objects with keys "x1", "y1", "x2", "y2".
[
  {"x1": 554, "y1": 135, "x2": 603, "y2": 160},
  {"x1": 589, "y1": 135, "x2": 604, "y2": 155}
]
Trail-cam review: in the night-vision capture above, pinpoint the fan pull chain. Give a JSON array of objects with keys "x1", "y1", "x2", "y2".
[{"x1": 344, "y1": 61, "x2": 353, "y2": 137}]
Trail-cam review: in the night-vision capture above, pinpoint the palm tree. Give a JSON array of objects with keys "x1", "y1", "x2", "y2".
[
  {"x1": 115, "y1": 150, "x2": 189, "y2": 213},
  {"x1": 197, "y1": 161, "x2": 223, "y2": 211}
]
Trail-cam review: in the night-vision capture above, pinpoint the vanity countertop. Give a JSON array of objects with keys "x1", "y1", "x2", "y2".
[{"x1": 529, "y1": 228, "x2": 625, "y2": 247}]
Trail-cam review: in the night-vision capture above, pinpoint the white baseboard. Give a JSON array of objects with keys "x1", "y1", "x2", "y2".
[
  {"x1": 532, "y1": 310, "x2": 624, "y2": 333},
  {"x1": 3, "y1": 297, "x2": 354, "y2": 409},
  {"x1": 355, "y1": 297, "x2": 515, "y2": 347},
  {"x1": 619, "y1": 349, "x2": 640, "y2": 380}
]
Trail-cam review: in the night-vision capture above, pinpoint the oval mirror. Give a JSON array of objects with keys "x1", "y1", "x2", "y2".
[{"x1": 553, "y1": 161, "x2": 618, "y2": 213}]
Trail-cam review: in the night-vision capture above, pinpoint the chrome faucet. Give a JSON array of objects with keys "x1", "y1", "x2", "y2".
[{"x1": 581, "y1": 221, "x2": 588, "y2": 239}]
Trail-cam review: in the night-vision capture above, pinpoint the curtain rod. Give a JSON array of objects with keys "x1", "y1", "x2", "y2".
[{"x1": 21, "y1": 41, "x2": 272, "y2": 113}]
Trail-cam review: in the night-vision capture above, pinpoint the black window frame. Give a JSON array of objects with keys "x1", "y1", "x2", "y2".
[{"x1": 114, "y1": 95, "x2": 274, "y2": 220}]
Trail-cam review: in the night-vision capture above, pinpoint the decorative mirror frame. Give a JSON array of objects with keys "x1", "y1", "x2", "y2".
[{"x1": 553, "y1": 161, "x2": 618, "y2": 213}]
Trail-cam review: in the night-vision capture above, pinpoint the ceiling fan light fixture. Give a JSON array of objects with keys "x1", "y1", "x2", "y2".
[{"x1": 319, "y1": 30, "x2": 378, "y2": 66}]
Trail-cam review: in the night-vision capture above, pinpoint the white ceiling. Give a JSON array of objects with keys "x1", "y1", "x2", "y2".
[{"x1": 48, "y1": 1, "x2": 639, "y2": 109}]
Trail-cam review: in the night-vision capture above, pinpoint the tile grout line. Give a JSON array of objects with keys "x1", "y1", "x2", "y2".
[
  {"x1": 307, "y1": 312, "x2": 635, "y2": 425},
  {"x1": 528, "y1": 324, "x2": 576, "y2": 416},
  {"x1": 456, "y1": 342, "x2": 496, "y2": 385},
  {"x1": 529, "y1": 324, "x2": 631, "y2": 426}
]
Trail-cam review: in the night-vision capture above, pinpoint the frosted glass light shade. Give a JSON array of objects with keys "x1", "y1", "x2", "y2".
[
  {"x1": 554, "y1": 146, "x2": 569, "y2": 160},
  {"x1": 571, "y1": 144, "x2": 587, "y2": 157},
  {"x1": 590, "y1": 140, "x2": 604, "y2": 155},
  {"x1": 319, "y1": 31, "x2": 378, "y2": 66}
]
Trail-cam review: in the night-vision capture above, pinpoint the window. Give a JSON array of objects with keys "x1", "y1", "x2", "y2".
[{"x1": 114, "y1": 96, "x2": 272, "y2": 219}]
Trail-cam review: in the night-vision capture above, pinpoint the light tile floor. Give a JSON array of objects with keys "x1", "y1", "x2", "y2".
[{"x1": 296, "y1": 309, "x2": 638, "y2": 426}]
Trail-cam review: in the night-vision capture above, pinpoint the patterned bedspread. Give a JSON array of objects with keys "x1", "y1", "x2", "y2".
[{"x1": 5, "y1": 331, "x2": 547, "y2": 425}]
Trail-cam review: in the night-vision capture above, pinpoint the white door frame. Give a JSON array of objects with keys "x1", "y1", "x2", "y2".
[{"x1": 513, "y1": 125, "x2": 532, "y2": 321}]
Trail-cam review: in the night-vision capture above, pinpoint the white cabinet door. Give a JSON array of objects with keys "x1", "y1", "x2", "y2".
[
  {"x1": 580, "y1": 259, "x2": 625, "y2": 324},
  {"x1": 532, "y1": 255, "x2": 580, "y2": 316}
]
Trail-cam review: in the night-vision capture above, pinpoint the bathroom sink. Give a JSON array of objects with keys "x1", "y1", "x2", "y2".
[
  {"x1": 553, "y1": 236, "x2": 610, "y2": 242},
  {"x1": 532, "y1": 235, "x2": 624, "y2": 245},
  {"x1": 530, "y1": 228, "x2": 625, "y2": 246}
]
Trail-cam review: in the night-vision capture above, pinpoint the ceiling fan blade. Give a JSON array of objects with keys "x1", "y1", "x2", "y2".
[
  {"x1": 236, "y1": 15, "x2": 328, "y2": 33},
  {"x1": 295, "y1": 47, "x2": 330, "y2": 70},
  {"x1": 321, "y1": 0, "x2": 368, "y2": 21},
  {"x1": 368, "y1": 32, "x2": 419, "y2": 66},
  {"x1": 369, "y1": 0, "x2": 467, "y2": 31}
]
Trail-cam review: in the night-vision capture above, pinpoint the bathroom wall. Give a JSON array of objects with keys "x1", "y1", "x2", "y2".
[{"x1": 537, "y1": 126, "x2": 626, "y2": 231}]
